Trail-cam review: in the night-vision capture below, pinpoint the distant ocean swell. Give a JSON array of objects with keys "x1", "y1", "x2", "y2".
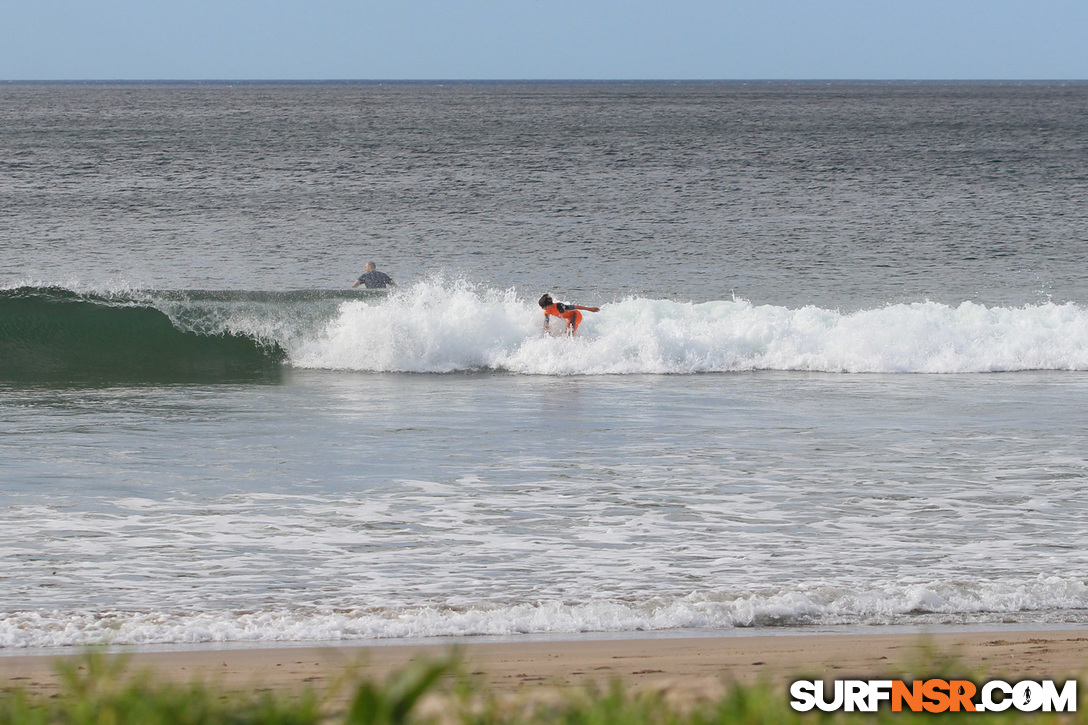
[
  {"x1": 6, "y1": 282, "x2": 1088, "y2": 381},
  {"x1": 3, "y1": 576, "x2": 1086, "y2": 648}
]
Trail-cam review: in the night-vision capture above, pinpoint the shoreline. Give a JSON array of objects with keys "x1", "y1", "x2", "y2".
[{"x1": 3, "y1": 628, "x2": 1087, "y2": 701}]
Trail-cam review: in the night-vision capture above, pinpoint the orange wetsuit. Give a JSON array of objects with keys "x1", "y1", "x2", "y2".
[{"x1": 542, "y1": 302, "x2": 583, "y2": 333}]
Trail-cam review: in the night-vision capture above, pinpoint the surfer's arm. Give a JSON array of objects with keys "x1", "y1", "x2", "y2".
[{"x1": 572, "y1": 305, "x2": 600, "y2": 312}]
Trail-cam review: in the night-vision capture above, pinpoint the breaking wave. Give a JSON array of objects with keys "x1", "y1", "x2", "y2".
[{"x1": 7, "y1": 280, "x2": 1088, "y2": 381}]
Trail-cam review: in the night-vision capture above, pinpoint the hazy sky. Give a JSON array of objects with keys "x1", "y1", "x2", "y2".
[{"x1": 2, "y1": 0, "x2": 1086, "y2": 81}]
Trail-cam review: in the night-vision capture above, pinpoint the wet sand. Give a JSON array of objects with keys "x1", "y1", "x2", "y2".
[{"x1": 2, "y1": 630, "x2": 1087, "y2": 702}]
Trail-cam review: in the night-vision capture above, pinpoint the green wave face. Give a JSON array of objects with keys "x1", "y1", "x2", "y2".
[{"x1": 0, "y1": 288, "x2": 286, "y2": 383}]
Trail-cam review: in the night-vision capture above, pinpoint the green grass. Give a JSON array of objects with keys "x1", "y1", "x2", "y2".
[{"x1": 0, "y1": 649, "x2": 1084, "y2": 724}]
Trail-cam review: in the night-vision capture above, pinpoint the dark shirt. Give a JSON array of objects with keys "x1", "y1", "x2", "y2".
[{"x1": 356, "y1": 270, "x2": 394, "y2": 288}]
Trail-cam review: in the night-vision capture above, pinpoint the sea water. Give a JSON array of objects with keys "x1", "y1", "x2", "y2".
[{"x1": 2, "y1": 81, "x2": 1088, "y2": 649}]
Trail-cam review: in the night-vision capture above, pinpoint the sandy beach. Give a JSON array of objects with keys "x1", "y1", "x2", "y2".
[{"x1": 3, "y1": 629, "x2": 1087, "y2": 702}]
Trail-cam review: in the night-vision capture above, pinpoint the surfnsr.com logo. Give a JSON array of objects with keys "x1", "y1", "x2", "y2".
[{"x1": 790, "y1": 679, "x2": 1077, "y2": 713}]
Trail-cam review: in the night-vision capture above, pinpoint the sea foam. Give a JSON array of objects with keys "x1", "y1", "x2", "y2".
[
  {"x1": 3, "y1": 576, "x2": 1086, "y2": 648},
  {"x1": 289, "y1": 279, "x2": 1088, "y2": 375}
]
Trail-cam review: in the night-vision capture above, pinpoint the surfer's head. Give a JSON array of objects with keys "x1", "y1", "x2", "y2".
[
  {"x1": 365, "y1": 261, "x2": 377, "y2": 272},
  {"x1": 538, "y1": 294, "x2": 553, "y2": 309}
]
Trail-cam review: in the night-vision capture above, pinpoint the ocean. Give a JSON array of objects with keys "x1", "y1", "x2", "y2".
[{"x1": 2, "y1": 80, "x2": 1088, "y2": 650}]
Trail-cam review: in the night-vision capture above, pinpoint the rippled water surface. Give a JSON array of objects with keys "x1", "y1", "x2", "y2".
[{"x1": 3, "y1": 82, "x2": 1088, "y2": 648}]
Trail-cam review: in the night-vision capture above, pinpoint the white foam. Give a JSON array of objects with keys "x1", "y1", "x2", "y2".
[
  {"x1": 287, "y1": 279, "x2": 1088, "y2": 375},
  {"x1": 4, "y1": 576, "x2": 1086, "y2": 648},
  {"x1": 290, "y1": 279, "x2": 533, "y2": 373}
]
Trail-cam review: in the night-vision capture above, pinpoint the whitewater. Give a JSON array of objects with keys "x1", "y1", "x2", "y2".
[{"x1": 289, "y1": 280, "x2": 1088, "y2": 375}]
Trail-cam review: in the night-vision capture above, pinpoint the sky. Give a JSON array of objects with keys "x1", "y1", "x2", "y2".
[{"x1": 1, "y1": 0, "x2": 1086, "y2": 81}]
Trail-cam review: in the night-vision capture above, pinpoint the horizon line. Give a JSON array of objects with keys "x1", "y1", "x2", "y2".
[{"x1": 3, "y1": 77, "x2": 1088, "y2": 85}]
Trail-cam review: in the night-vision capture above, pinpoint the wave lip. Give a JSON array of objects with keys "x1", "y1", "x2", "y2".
[{"x1": 0, "y1": 287, "x2": 285, "y2": 383}]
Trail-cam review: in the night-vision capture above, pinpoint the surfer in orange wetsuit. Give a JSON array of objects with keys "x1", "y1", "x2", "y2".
[{"x1": 538, "y1": 293, "x2": 599, "y2": 335}]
